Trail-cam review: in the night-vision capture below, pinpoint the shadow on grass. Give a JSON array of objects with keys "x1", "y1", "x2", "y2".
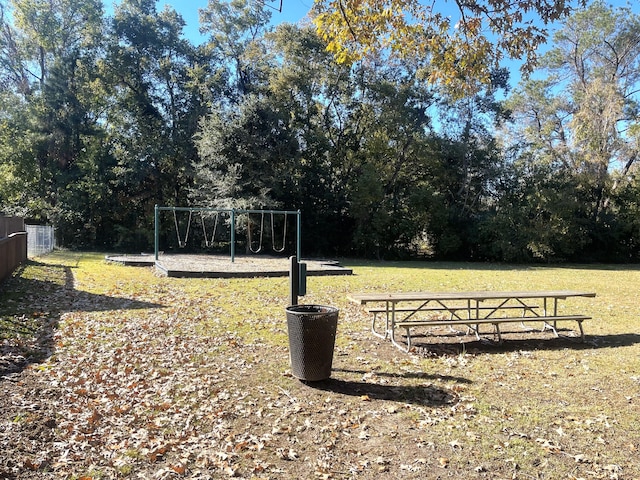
[
  {"x1": 304, "y1": 375, "x2": 460, "y2": 406},
  {"x1": 340, "y1": 259, "x2": 536, "y2": 273},
  {"x1": 408, "y1": 330, "x2": 640, "y2": 357},
  {"x1": 340, "y1": 258, "x2": 640, "y2": 272},
  {"x1": 303, "y1": 369, "x2": 470, "y2": 407},
  {"x1": 332, "y1": 367, "x2": 472, "y2": 384},
  {"x1": 1, "y1": 260, "x2": 164, "y2": 379}
]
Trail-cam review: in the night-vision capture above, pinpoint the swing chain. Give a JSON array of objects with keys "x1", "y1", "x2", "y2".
[
  {"x1": 271, "y1": 212, "x2": 287, "y2": 253},
  {"x1": 247, "y1": 212, "x2": 265, "y2": 253},
  {"x1": 174, "y1": 209, "x2": 192, "y2": 248},
  {"x1": 201, "y1": 212, "x2": 219, "y2": 248}
]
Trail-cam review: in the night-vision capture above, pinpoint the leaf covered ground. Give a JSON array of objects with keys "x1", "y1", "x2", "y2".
[{"x1": 1, "y1": 252, "x2": 639, "y2": 479}]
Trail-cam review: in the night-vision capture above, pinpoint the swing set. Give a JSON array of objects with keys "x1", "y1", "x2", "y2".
[{"x1": 155, "y1": 206, "x2": 301, "y2": 263}]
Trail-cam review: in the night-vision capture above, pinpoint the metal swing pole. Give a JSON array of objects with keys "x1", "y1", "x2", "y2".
[
  {"x1": 296, "y1": 210, "x2": 301, "y2": 263},
  {"x1": 290, "y1": 211, "x2": 305, "y2": 304},
  {"x1": 154, "y1": 205, "x2": 159, "y2": 261},
  {"x1": 231, "y1": 209, "x2": 236, "y2": 263}
]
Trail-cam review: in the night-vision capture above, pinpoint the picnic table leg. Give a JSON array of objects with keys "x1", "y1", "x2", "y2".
[
  {"x1": 371, "y1": 311, "x2": 383, "y2": 338},
  {"x1": 448, "y1": 305, "x2": 462, "y2": 334},
  {"x1": 389, "y1": 301, "x2": 395, "y2": 339},
  {"x1": 493, "y1": 322, "x2": 503, "y2": 343},
  {"x1": 519, "y1": 301, "x2": 534, "y2": 331},
  {"x1": 541, "y1": 297, "x2": 561, "y2": 333},
  {"x1": 461, "y1": 300, "x2": 481, "y2": 336},
  {"x1": 542, "y1": 297, "x2": 560, "y2": 337},
  {"x1": 543, "y1": 320, "x2": 559, "y2": 337},
  {"x1": 577, "y1": 320, "x2": 585, "y2": 341},
  {"x1": 448, "y1": 310, "x2": 458, "y2": 333},
  {"x1": 544, "y1": 318, "x2": 586, "y2": 342},
  {"x1": 371, "y1": 306, "x2": 387, "y2": 339},
  {"x1": 390, "y1": 324, "x2": 412, "y2": 352},
  {"x1": 541, "y1": 297, "x2": 549, "y2": 332}
]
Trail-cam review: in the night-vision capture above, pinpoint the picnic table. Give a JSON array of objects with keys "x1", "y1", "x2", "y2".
[{"x1": 347, "y1": 290, "x2": 596, "y2": 351}]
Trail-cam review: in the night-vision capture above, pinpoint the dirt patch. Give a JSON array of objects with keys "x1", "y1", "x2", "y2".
[
  {"x1": 1, "y1": 261, "x2": 73, "y2": 479},
  {"x1": 106, "y1": 254, "x2": 353, "y2": 278},
  {"x1": 0, "y1": 372, "x2": 60, "y2": 479}
]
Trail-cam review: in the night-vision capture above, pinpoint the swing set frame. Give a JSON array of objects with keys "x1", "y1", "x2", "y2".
[{"x1": 154, "y1": 205, "x2": 301, "y2": 263}]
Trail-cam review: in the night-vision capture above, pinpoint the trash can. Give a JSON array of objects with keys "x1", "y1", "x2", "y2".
[{"x1": 285, "y1": 305, "x2": 339, "y2": 381}]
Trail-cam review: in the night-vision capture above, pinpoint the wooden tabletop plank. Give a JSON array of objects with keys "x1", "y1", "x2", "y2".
[{"x1": 347, "y1": 291, "x2": 596, "y2": 304}]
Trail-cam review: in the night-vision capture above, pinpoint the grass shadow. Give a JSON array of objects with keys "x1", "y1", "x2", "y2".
[
  {"x1": 337, "y1": 259, "x2": 570, "y2": 278},
  {"x1": 303, "y1": 375, "x2": 461, "y2": 407},
  {"x1": 332, "y1": 367, "x2": 472, "y2": 384},
  {"x1": 340, "y1": 258, "x2": 640, "y2": 272},
  {"x1": 407, "y1": 330, "x2": 640, "y2": 357},
  {"x1": 304, "y1": 365, "x2": 469, "y2": 406},
  {"x1": 1, "y1": 260, "x2": 164, "y2": 379},
  {"x1": 340, "y1": 258, "x2": 543, "y2": 272}
]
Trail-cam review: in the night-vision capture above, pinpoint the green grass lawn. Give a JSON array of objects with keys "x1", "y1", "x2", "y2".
[{"x1": 1, "y1": 251, "x2": 638, "y2": 479}]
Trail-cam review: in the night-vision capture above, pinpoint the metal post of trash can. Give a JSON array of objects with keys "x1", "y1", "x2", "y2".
[
  {"x1": 290, "y1": 256, "x2": 307, "y2": 305},
  {"x1": 289, "y1": 256, "x2": 299, "y2": 306}
]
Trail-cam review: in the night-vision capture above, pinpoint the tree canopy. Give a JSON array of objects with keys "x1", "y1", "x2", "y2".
[{"x1": 312, "y1": 0, "x2": 586, "y2": 96}]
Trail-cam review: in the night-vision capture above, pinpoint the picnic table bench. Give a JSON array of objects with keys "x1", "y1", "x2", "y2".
[{"x1": 347, "y1": 290, "x2": 596, "y2": 351}]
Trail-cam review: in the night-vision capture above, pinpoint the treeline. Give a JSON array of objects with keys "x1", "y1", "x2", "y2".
[{"x1": 1, "y1": 0, "x2": 639, "y2": 262}]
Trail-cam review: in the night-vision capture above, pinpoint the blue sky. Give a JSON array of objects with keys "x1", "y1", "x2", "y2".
[
  {"x1": 105, "y1": 0, "x2": 640, "y2": 87},
  {"x1": 107, "y1": 1, "x2": 640, "y2": 47},
  {"x1": 107, "y1": 0, "x2": 315, "y2": 44}
]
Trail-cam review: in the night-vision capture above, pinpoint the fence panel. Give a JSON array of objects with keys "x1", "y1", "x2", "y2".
[
  {"x1": 0, "y1": 216, "x2": 25, "y2": 238},
  {"x1": 0, "y1": 232, "x2": 27, "y2": 283},
  {"x1": 26, "y1": 225, "x2": 56, "y2": 257}
]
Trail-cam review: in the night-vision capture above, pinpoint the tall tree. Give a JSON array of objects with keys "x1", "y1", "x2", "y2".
[
  {"x1": 192, "y1": 94, "x2": 300, "y2": 210},
  {"x1": 547, "y1": 1, "x2": 640, "y2": 213},
  {"x1": 507, "y1": 1, "x2": 640, "y2": 220},
  {"x1": 0, "y1": 0, "x2": 109, "y2": 246},
  {"x1": 199, "y1": 0, "x2": 272, "y2": 101},
  {"x1": 263, "y1": 24, "x2": 358, "y2": 255},
  {"x1": 191, "y1": 0, "x2": 278, "y2": 211},
  {"x1": 339, "y1": 65, "x2": 439, "y2": 258},
  {"x1": 421, "y1": 70, "x2": 509, "y2": 259},
  {"x1": 103, "y1": 0, "x2": 205, "y2": 248},
  {"x1": 496, "y1": 2, "x2": 640, "y2": 261}
]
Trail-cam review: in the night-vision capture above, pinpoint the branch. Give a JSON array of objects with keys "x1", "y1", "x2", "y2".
[
  {"x1": 620, "y1": 151, "x2": 637, "y2": 177},
  {"x1": 337, "y1": 0, "x2": 358, "y2": 43}
]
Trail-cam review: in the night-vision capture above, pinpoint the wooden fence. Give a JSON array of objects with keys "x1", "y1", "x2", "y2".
[
  {"x1": 0, "y1": 232, "x2": 27, "y2": 284},
  {"x1": 0, "y1": 216, "x2": 25, "y2": 238}
]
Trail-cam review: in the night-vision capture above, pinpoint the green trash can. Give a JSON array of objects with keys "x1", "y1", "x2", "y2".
[{"x1": 286, "y1": 305, "x2": 339, "y2": 381}]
